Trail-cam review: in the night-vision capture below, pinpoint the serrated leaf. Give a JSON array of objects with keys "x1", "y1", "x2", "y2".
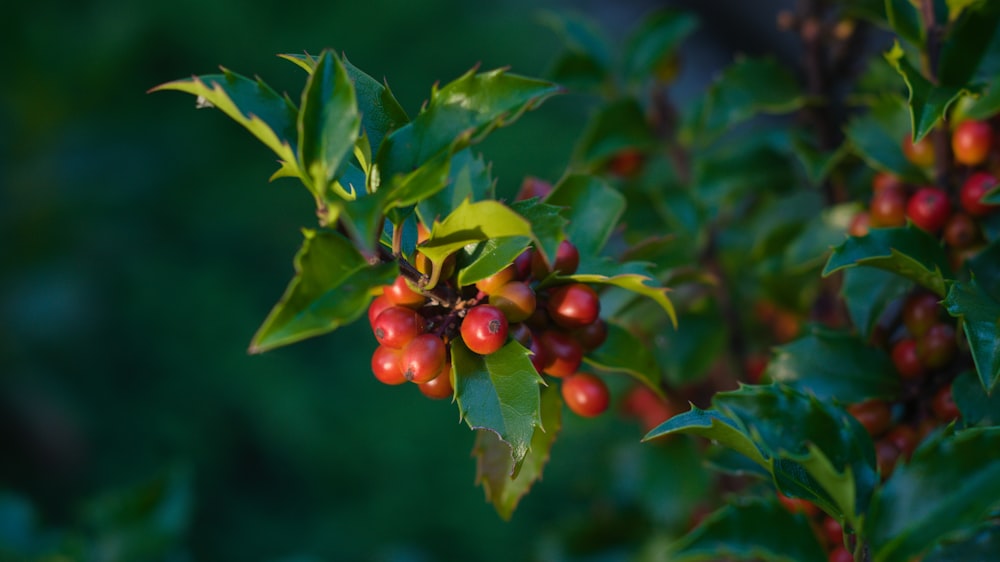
[
  {"x1": 841, "y1": 267, "x2": 914, "y2": 339},
  {"x1": 939, "y1": 2, "x2": 1000, "y2": 87},
  {"x1": 923, "y1": 522, "x2": 1000, "y2": 561},
  {"x1": 544, "y1": 175, "x2": 624, "y2": 257},
  {"x1": 572, "y1": 98, "x2": 656, "y2": 168},
  {"x1": 416, "y1": 149, "x2": 493, "y2": 225},
  {"x1": 248, "y1": 230, "x2": 397, "y2": 353},
  {"x1": 644, "y1": 407, "x2": 768, "y2": 468},
  {"x1": 568, "y1": 258, "x2": 677, "y2": 327},
  {"x1": 765, "y1": 328, "x2": 902, "y2": 402},
  {"x1": 885, "y1": 42, "x2": 971, "y2": 142},
  {"x1": 508, "y1": 198, "x2": 568, "y2": 271},
  {"x1": 823, "y1": 226, "x2": 952, "y2": 297},
  {"x1": 622, "y1": 9, "x2": 698, "y2": 83},
  {"x1": 844, "y1": 97, "x2": 929, "y2": 183},
  {"x1": 453, "y1": 339, "x2": 543, "y2": 468},
  {"x1": 455, "y1": 236, "x2": 532, "y2": 287},
  {"x1": 944, "y1": 279, "x2": 1000, "y2": 393},
  {"x1": 667, "y1": 499, "x2": 827, "y2": 562},
  {"x1": 952, "y1": 369, "x2": 1000, "y2": 426},
  {"x1": 473, "y1": 383, "x2": 561, "y2": 520},
  {"x1": 867, "y1": 427, "x2": 1000, "y2": 562},
  {"x1": 150, "y1": 69, "x2": 299, "y2": 176},
  {"x1": 297, "y1": 50, "x2": 360, "y2": 201},
  {"x1": 583, "y1": 322, "x2": 662, "y2": 393}
]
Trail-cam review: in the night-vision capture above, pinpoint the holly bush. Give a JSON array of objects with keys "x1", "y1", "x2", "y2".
[{"x1": 146, "y1": 1, "x2": 1000, "y2": 561}]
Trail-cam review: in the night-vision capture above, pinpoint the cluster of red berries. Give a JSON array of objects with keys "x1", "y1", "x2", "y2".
[
  {"x1": 366, "y1": 238, "x2": 614, "y2": 418},
  {"x1": 851, "y1": 118, "x2": 998, "y2": 267}
]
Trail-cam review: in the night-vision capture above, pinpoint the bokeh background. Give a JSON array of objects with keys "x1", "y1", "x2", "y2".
[{"x1": 2, "y1": 1, "x2": 798, "y2": 560}]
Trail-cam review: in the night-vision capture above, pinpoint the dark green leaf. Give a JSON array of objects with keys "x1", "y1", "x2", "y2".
[
  {"x1": 886, "y1": 0, "x2": 924, "y2": 46},
  {"x1": 885, "y1": 42, "x2": 971, "y2": 142},
  {"x1": 249, "y1": 230, "x2": 397, "y2": 353},
  {"x1": 841, "y1": 267, "x2": 914, "y2": 340},
  {"x1": 572, "y1": 98, "x2": 656, "y2": 168},
  {"x1": 867, "y1": 427, "x2": 1000, "y2": 562},
  {"x1": 960, "y1": 80, "x2": 1000, "y2": 121},
  {"x1": 944, "y1": 279, "x2": 1000, "y2": 392},
  {"x1": 939, "y1": 2, "x2": 1000, "y2": 87},
  {"x1": 644, "y1": 407, "x2": 768, "y2": 469},
  {"x1": 537, "y1": 10, "x2": 611, "y2": 68},
  {"x1": 651, "y1": 305, "x2": 726, "y2": 387},
  {"x1": 455, "y1": 236, "x2": 532, "y2": 287},
  {"x1": 766, "y1": 328, "x2": 902, "y2": 402},
  {"x1": 968, "y1": 240, "x2": 1000, "y2": 300},
  {"x1": 452, "y1": 339, "x2": 544, "y2": 467},
  {"x1": 416, "y1": 149, "x2": 494, "y2": 225},
  {"x1": 667, "y1": 499, "x2": 827, "y2": 562},
  {"x1": 544, "y1": 175, "x2": 624, "y2": 257},
  {"x1": 784, "y1": 203, "x2": 858, "y2": 273},
  {"x1": 583, "y1": 322, "x2": 662, "y2": 392},
  {"x1": 844, "y1": 97, "x2": 929, "y2": 183},
  {"x1": 297, "y1": 50, "x2": 361, "y2": 200},
  {"x1": 150, "y1": 69, "x2": 299, "y2": 174},
  {"x1": 790, "y1": 130, "x2": 851, "y2": 185},
  {"x1": 622, "y1": 9, "x2": 698, "y2": 83},
  {"x1": 692, "y1": 145, "x2": 797, "y2": 211},
  {"x1": 545, "y1": 51, "x2": 608, "y2": 92},
  {"x1": 923, "y1": 522, "x2": 1000, "y2": 562},
  {"x1": 508, "y1": 198, "x2": 568, "y2": 269},
  {"x1": 952, "y1": 369, "x2": 1000, "y2": 426},
  {"x1": 473, "y1": 383, "x2": 561, "y2": 520},
  {"x1": 823, "y1": 226, "x2": 953, "y2": 297}
]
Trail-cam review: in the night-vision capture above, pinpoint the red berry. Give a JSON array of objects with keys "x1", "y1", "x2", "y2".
[
  {"x1": 916, "y1": 323, "x2": 956, "y2": 370},
  {"x1": 743, "y1": 354, "x2": 768, "y2": 384},
  {"x1": 372, "y1": 306, "x2": 425, "y2": 349},
  {"x1": 891, "y1": 338, "x2": 924, "y2": 379},
  {"x1": 902, "y1": 134, "x2": 934, "y2": 167},
  {"x1": 906, "y1": 187, "x2": 951, "y2": 233},
  {"x1": 902, "y1": 291, "x2": 940, "y2": 338},
  {"x1": 475, "y1": 265, "x2": 516, "y2": 295},
  {"x1": 418, "y1": 364, "x2": 453, "y2": 400},
  {"x1": 885, "y1": 424, "x2": 918, "y2": 460},
  {"x1": 848, "y1": 400, "x2": 892, "y2": 437},
  {"x1": 547, "y1": 283, "x2": 600, "y2": 329},
  {"x1": 384, "y1": 275, "x2": 426, "y2": 308},
  {"x1": 876, "y1": 439, "x2": 900, "y2": 478},
  {"x1": 460, "y1": 305, "x2": 509, "y2": 355},
  {"x1": 400, "y1": 333, "x2": 447, "y2": 383},
  {"x1": 848, "y1": 211, "x2": 870, "y2": 237},
  {"x1": 620, "y1": 384, "x2": 675, "y2": 431},
  {"x1": 561, "y1": 373, "x2": 610, "y2": 417},
  {"x1": 513, "y1": 249, "x2": 534, "y2": 280},
  {"x1": 943, "y1": 212, "x2": 980, "y2": 249},
  {"x1": 531, "y1": 240, "x2": 580, "y2": 278},
  {"x1": 516, "y1": 176, "x2": 553, "y2": 201},
  {"x1": 960, "y1": 172, "x2": 998, "y2": 217},
  {"x1": 539, "y1": 330, "x2": 583, "y2": 377},
  {"x1": 368, "y1": 294, "x2": 393, "y2": 327},
  {"x1": 573, "y1": 318, "x2": 608, "y2": 350},
  {"x1": 829, "y1": 545, "x2": 854, "y2": 562},
  {"x1": 931, "y1": 382, "x2": 960, "y2": 421},
  {"x1": 872, "y1": 172, "x2": 904, "y2": 194},
  {"x1": 777, "y1": 492, "x2": 818, "y2": 516},
  {"x1": 952, "y1": 119, "x2": 993, "y2": 166},
  {"x1": 607, "y1": 148, "x2": 644, "y2": 178},
  {"x1": 870, "y1": 187, "x2": 907, "y2": 227},
  {"x1": 822, "y1": 516, "x2": 844, "y2": 547},
  {"x1": 371, "y1": 345, "x2": 406, "y2": 385},
  {"x1": 489, "y1": 281, "x2": 537, "y2": 323}
]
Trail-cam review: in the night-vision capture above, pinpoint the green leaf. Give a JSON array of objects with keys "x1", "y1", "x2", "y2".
[
  {"x1": 568, "y1": 258, "x2": 677, "y2": 327},
  {"x1": 886, "y1": 0, "x2": 924, "y2": 46},
  {"x1": 667, "y1": 499, "x2": 827, "y2": 562},
  {"x1": 969, "y1": 240, "x2": 1000, "y2": 299},
  {"x1": 416, "y1": 149, "x2": 494, "y2": 225},
  {"x1": 784, "y1": 203, "x2": 859, "y2": 273},
  {"x1": 688, "y1": 57, "x2": 805, "y2": 145},
  {"x1": 867, "y1": 427, "x2": 1000, "y2": 562},
  {"x1": 790, "y1": 130, "x2": 851, "y2": 185},
  {"x1": 651, "y1": 305, "x2": 727, "y2": 387},
  {"x1": 622, "y1": 9, "x2": 698, "y2": 83},
  {"x1": 939, "y1": 2, "x2": 1000, "y2": 87},
  {"x1": 473, "y1": 383, "x2": 561, "y2": 520},
  {"x1": 452, "y1": 339, "x2": 544, "y2": 467},
  {"x1": 545, "y1": 51, "x2": 608, "y2": 92},
  {"x1": 249, "y1": 229, "x2": 397, "y2": 353},
  {"x1": 644, "y1": 407, "x2": 768, "y2": 469},
  {"x1": 944, "y1": 279, "x2": 1000, "y2": 392},
  {"x1": 823, "y1": 226, "x2": 953, "y2": 297},
  {"x1": 960, "y1": 79, "x2": 1000, "y2": 121},
  {"x1": 297, "y1": 50, "x2": 361, "y2": 201},
  {"x1": 844, "y1": 97, "x2": 929, "y2": 183},
  {"x1": 885, "y1": 42, "x2": 971, "y2": 142},
  {"x1": 455, "y1": 236, "x2": 532, "y2": 287},
  {"x1": 923, "y1": 522, "x2": 1000, "y2": 562},
  {"x1": 692, "y1": 144, "x2": 797, "y2": 211},
  {"x1": 765, "y1": 328, "x2": 902, "y2": 402},
  {"x1": 537, "y1": 10, "x2": 612, "y2": 69},
  {"x1": 952, "y1": 370, "x2": 1000, "y2": 426},
  {"x1": 544, "y1": 175, "x2": 624, "y2": 257},
  {"x1": 841, "y1": 267, "x2": 914, "y2": 340},
  {"x1": 150, "y1": 69, "x2": 299, "y2": 174},
  {"x1": 583, "y1": 322, "x2": 662, "y2": 393},
  {"x1": 572, "y1": 98, "x2": 656, "y2": 168},
  {"x1": 507, "y1": 198, "x2": 568, "y2": 269}
]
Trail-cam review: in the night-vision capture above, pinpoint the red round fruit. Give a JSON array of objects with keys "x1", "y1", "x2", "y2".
[
  {"x1": 607, "y1": 148, "x2": 644, "y2": 178},
  {"x1": 513, "y1": 249, "x2": 533, "y2": 280},
  {"x1": 828, "y1": 545, "x2": 853, "y2": 562},
  {"x1": 418, "y1": 365, "x2": 453, "y2": 400},
  {"x1": 489, "y1": 281, "x2": 537, "y2": 323},
  {"x1": 960, "y1": 172, "x2": 999, "y2": 217},
  {"x1": 884, "y1": 424, "x2": 918, "y2": 460},
  {"x1": 372, "y1": 306, "x2": 425, "y2": 349},
  {"x1": 822, "y1": 516, "x2": 844, "y2": 547},
  {"x1": 573, "y1": 318, "x2": 608, "y2": 350},
  {"x1": 848, "y1": 211, "x2": 870, "y2": 237},
  {"x1": 952, "y1": 119, "x2": 993, "y2": 166},
  {"x1": 561, "y1": 373, "x2": 610, "y2": 417},
  {"x1": 400, "y1": 333, "x2": 447, "y2": 383},
  {"x1": 916, "y1": 323, "x2": 956, "y2": 370},
  {"x1": 931, "y1": 382, "x2": 960, "y2": 421},
  {"x1": 872, "y1": 171, "x2": 904, "y2": 194},
  {"x1": 906, "y1": 187, "x2": 951, "y2": 233},
  {"x1": 475, "y1": 265, "x2": 516, "y2": 295},
  {"x1": 891, "y1": 338, "x2": 924, "y2": 379},
  {"x1": 620, "y1": 384, "x2": 675, "y2": 432},
  {"x1": 848, "y1": 400, "x2": 892, "y2": 437},
  {"x1": 875, "y1": 439, "x2": 900, "y2": 478},
  {"x1": 539, "y1": 330, "x2": 583, "y2": 377},
  {"x1": 902, "y1": 134, "x2": 934, "y2": 167},
  {"x1": 547, "y1": 283, "x2": 600, "y2": 329},
  {"x1": 869, "y1": 187, "x2": 907, "y2": 227},
  {"x1": 516, "y1": 176, "x2": 553, "y2": 201},
  {"x1": 943, "y1": 212, "x2": 980, "y2": 249},
  {"x1": 384, "y1": 275, "x2": 426, "y2": 308},
  {"x1": 460, "y1": 304, "x2": 509, "y2": 355},
  {"x1": 531, "y1": 240, "x2": 580, "y2": 278},
  {"x1": 371, "y1": 345, "x2": 406, "y2": 385},
  {"x1": 368, "y1": 294, "x2": 394, "y2": 327},
  {"x1": 902, "y1": 291, "x2": 940, "y2": 338}
]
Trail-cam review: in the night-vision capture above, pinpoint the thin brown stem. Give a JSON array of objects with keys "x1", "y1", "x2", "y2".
[{"x1": 391, "y1": 221, "x2": 403, "y2": 257}]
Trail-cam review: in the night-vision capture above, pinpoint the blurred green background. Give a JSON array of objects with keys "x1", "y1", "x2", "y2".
[{"x1": 1, "y1": 0, "x2": 795, "y2": 560}]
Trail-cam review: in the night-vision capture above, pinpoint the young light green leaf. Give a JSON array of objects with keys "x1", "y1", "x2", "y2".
[
  {"x1": 568, "y1": 258, "x2": 677, "y2": 327},
  {"x1": 867, "y1": 427, "x2": 1000, "y2": 562},
  {"x1": 667, "y1": 499, "x2": 828, "y2": 562},
  {"x1": 944, "y1": 279, "x2": 1000, "y2": 393},
  {"x1": 248, "y1": 229, "x2": 397, "y2": 353},
  {"x1": 452, "y1": 339, "x2": 544, "y2": 467},
  {"x1": 583, "y1": 322, "x2": 663, "y2": 394},
  {"x1": 885, "y1": 42, "x2": 971, "y2": 142},
  {"x1": 473, "y1": 383, "x2": 561, "y2": 520},
  {"x1": 823, "y1": 226, "x2": 953, "y2": 297},
  {"x1": 765, "y1": 328, "x2": 902, "y2": 402},
  {"x1": 622, "y1": 9, "x2": 698, "y2": 83},
  {"x1": 297, "y1": 50, "x2": 360, "y2": 201},
  {"x1": 150, "y1": 69, "x2": 299, "y2": 175},
  {"x1": 841, "y1": 267, "x2": 914, "y2": 340},
  {"x1": 544, "y1": 175, "x2": 625, "y2": 258}
]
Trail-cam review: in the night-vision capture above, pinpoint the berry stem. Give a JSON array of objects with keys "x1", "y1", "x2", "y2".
[{"x1": 391, "y1": 221, "x2": 403, "y2": 257}]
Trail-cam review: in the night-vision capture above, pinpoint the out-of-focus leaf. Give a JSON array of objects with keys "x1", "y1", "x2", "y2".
[
  {"x1": 952, "y1": 370, "x2": 1000, "y2": 426},
  {"x1": 784, "y1": 203, "x2": 858, "y2": 273},
  {"x1": 968, "y1": 238, "x2": 1000, "y2": 301},
  {"x1": 886, "y1": 0, "x2": 924, "y2": 46},
  {"x1": 544, "y1": 175, "x2": 624, "y2": 257},
  {"x1": 823, "y1": 226, "x2": 952, "y2": 297},
  {"x1": 249, "y1": 229, "x2": 397, "y2": 353},
  {"x1": 790, "y1": 130, "x2": 851, "y2": 185},
  {"x1": 622, "y1": 9, "x2": 698, "y2": 82},
  {"x1": 572, "y1": 98, "x2": 656, "y2": 168},
  {"x1": 651, "y1": 305, "x2": 726, "y2": 387},
  {"x1": 545, "y1": 51, "x2": 608, "y2": 92},
  {"x1": 693, "y1": 145, "x2": 797, "y2": 211},
  {"x1": 537, "y1": 10, "x2": 612, "y2": 69},
  {"x1": 765, "y1": 328, "x2": 901, "y2": 402},
  {"x1": 939, "y1": 2, "x2": 1000, "y2": 87},
  {"x1": 944, "y1": 279, "x2": 1000, "y2": 393},
  {"x1": 885, "y1": 42, "x2": 971, "y2": 142},
  {"x1": 923, "y1": 522, "x2": 1000, "y2": 561},
  {"x1": 841, "y1": 267, "x2": 913, "y2": 340},
  {"x1": 845, "y1": 97, "x2": 931, "y2": 183},
  {"x1": 584, "y1": 322, "x2": 662, "y2": 393},
  {"x1": 473, "y1": 384, "x2": 561, "y2": 520}
]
